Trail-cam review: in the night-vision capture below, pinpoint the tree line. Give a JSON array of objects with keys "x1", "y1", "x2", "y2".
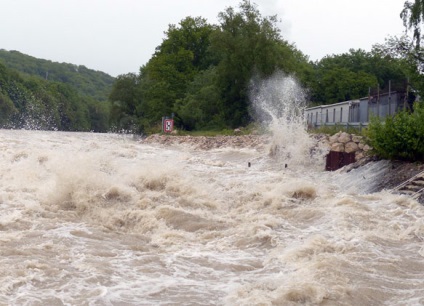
[
  {"x1": 0, "y1": 62, "x2": 110, "y2": 131},
  {"x1": 0, "y1": 0, "x2": 423, "y2": 135},
  {"x1": 0, "y1": 49, "x2": 115, "y2": 101},
  {"x1": 109, "y1": 0, "x2": 424, "y2": 134},
  {"x1": 363, "y1": 0, "x2": 424, "y2": 162}
]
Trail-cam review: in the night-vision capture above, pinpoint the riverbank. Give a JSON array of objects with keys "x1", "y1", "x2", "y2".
[
  {"x1": 142, "y1": 134, "x2": 271, "y2": 151},
  {"x1": 142, "y1": 133, "x2": 424, "y2": 200}
]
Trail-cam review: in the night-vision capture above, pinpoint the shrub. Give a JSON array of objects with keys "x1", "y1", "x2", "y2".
[{"x1": 365, "y1": 102, "x2": 424, "y2": 161}]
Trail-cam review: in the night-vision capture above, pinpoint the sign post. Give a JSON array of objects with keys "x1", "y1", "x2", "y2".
[{"x1": 163, "y1": 118, "x2": 174, "y2": 133}]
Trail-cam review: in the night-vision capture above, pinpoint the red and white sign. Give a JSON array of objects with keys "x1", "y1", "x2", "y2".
[{"x1": 163, "y1": 119, "x2": 174, "y2": 133}]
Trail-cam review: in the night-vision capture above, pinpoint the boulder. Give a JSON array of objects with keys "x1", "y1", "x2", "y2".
[
  {"x1": 355, "y1": 151, "x2": 365, "y2": 161},
  {"x1": 331, "y1": 142, "x2": 345, "y2": 152},
  {"x1": 352, "y1": 135, "x2": 362, "y2": 143},
  {"x1": 329, "y1": 133, "x2": 340, "y2": 144},
  {"x1": 338, "y1": 132, "x2": 351, "y2": 143},
  {"x1": 345, "y1": 141, "x2": 359, "y2": 153}
]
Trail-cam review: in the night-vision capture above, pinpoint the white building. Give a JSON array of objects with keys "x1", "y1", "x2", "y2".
[
  {"x1": 306, "y1": 100, "x2": 356, "y2": 127},
  {"x1": 305, "y1": 91, "x2": 407, "y2": 128}
]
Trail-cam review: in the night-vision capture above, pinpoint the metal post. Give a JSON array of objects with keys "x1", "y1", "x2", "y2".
[
  {"x1": 377, "y1": 84, "x2": 380, "y2": 118},
  {"x1": 404, "y1": 77, "x2": 409, "y2": 110},
  {"x1": 367, "y1": 87, "x2": 370, "y2": 122},
  {"x1": 388, "y1": 80, "x2": 392, "y2": 116},
  {"x1": 161, "y1": 117, "x2": 164, "y2": 133}
]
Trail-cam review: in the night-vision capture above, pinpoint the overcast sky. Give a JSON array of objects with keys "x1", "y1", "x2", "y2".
[{"x1": 0, "y1": 0, "x2": 407, "y2": 77}]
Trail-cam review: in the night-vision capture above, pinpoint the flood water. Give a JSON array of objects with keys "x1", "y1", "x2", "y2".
[{"x1": 0, "y1": 129, "x2": 423, "y2": 305}]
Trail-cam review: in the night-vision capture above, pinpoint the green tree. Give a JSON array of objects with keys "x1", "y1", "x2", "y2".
[
  {"x1": 311, "y1": 49, "x2": 409, "y2": 104},
  {"x1": 0, "y1": 49, "x2": 114, "y2": 101},
  {"x1": 86, "y1": 97, "x2": 110, "y2": 132},
  {"x1": 174, "y1": 67, "x2": 223, "y2": 130},
  {"x1": 372, "y1": 35, "x2": 424, "y2": 96},
  {"x1": 109, "y1": 1, "x2": 312, "y2": 132},
  {"x1": 0, "y1": 91, "x2": 17, "y2": 125},
  {"x1": 158, "y1": 17, "x2": 218, "y2": 70},
  {"x1": 47, "y1": 82, "x2": 90, "y2": 131},
  {"x1": 401, "y1": 0, "x2": 424, "y2": 48},
  {"x1": 141, "y1": 17, "x2": 216, "y2": 123},
  {"x1": 0, "y1": 55, "x2": 108, "y2": 131},
  {"x1": 210, "y1": 0, "x2": 310, "y2": 127},
  {"x1": 109, "y1": 73, "x2": 140, "y2": 132},
  {"x1": 118, "y1": 17, "x2": 217, "y2": 132},
  {"x1": 320, "y1": 68, "x2": 377, "y2": 103}
]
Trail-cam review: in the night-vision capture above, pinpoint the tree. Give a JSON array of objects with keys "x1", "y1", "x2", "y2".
[
  {"x1": 48, "y1": 82, "x2": 90, "y2": 131},
  {"x1": 109, "y1": 73, "x2": 140, "y2": 132},
  {"x1": 317, "y1": 67, "x2": 376, "y2": 103},
  {"x1": 109, "y1": 1, "x2": 313, "y2": 132},
  {"x1": 0, "y1": 54, "x2": 110, "y2": 132},
  {"x1": 372, "y1": 36, "x2": 424, "y2": 95},
  {"x1": 210, "y1": 0, "x2": 310, "y2": 127},
  {"x1": 401, "y1": 0, "x2": 424, "y2": 49},
  {"x1": 158, "y1": 17, "x2": 218, "y2": 70},
  {"x1": 174, "y1": 67, "x2": 223, "y2": 130},
  {"x1": 310, "y1": 49, "x2": 409, "y2": 104},
  {"x1": 396, "y1": 1, "x2": 424, "y2": 95},
  {"x1": 134, "y1": 17, "x2": 217, "y2": 131},
  {"x1": 0, "y1": 91, "x2": 17, "y2": 125},
  {"x1": 86, "y1": 97, "x2": 110, "y2": 132},
  {"x1": 0, "y1": 49, "x2": 114, "y2": 101}
]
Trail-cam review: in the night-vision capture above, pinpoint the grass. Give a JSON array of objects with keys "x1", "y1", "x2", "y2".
[
  {"x1": 165, "y1": 122, "x2": 266, "y2": 137},
  {"x1": 151, "y1": 121, "x2": 367, "y2": 137},
  {"x1": 308, "y1": 124, "x2": 367, "y2": 136}
]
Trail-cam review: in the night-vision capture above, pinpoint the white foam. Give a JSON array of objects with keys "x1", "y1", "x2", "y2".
[{"x1": 0, "y1": 128, "x2": 423, "y2": 305}]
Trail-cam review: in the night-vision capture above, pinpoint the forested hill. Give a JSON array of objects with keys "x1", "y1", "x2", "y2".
[
  {"x1": 0, "y1": 60, "x2": 110, "y2": 132},
  {"x1": 0, "y1": 49, "x2": 115, "y2": 101}
]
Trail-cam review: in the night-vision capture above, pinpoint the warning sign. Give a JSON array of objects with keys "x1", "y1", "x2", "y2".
[{"x1": 163, "y1": 119, "x2": 174, "y2": 133}]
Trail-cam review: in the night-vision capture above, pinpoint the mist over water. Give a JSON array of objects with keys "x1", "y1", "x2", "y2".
[{"x1": 1, "y1": 74, "x2": 424, "y2": 305}]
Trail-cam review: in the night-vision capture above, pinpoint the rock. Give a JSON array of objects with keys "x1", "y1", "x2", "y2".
[
  {"x1": 331, "y1": 142, "x2": 345, "y2": 152},
  {"x1": 358, "y1": 142, "x2": 365, "y2": 150},
  {"x1": 355, "y1": 151, "x2": 365, "y2": 161},
  {"x1": 338, "y1": 132, "x2": 351, "y2": 143},
  {"x1": 363, "y1": 144, "x2": 371, "y2": 152},
  {"x1": 352, "y1": 135, "x2": 362, "y2": 143},
  {"x1": 329, "y1": 134, "x2": 340, "y2": 144},
  {"x1": 345, "y1": 141, "x2": 359, "y2": 153}
]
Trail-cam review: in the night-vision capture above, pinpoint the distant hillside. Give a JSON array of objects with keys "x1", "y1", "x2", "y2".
[
  {"x1": 0, "y1": 49, "x2": 115, "y2": 101},
  {"x1": 0, "y1": 61, "x2": 110, "y2": 132}
]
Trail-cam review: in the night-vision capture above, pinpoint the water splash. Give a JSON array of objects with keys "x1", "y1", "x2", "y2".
[{"x1": 250, "y1": 71, "x2": 325, "y2": 168}]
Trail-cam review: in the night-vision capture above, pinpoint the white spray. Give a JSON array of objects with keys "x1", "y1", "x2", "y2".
[{"x1": 250, "y1": 71, "x2": 326, "y2": 169}]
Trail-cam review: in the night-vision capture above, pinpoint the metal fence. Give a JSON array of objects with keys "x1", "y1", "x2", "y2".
[{"x1": 306, "y1": 91, "x2": 408, "y2": 131}]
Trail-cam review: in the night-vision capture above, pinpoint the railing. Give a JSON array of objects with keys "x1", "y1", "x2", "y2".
[{"x1": 392, "y1": 170, "x2": 424, "y2": 199}]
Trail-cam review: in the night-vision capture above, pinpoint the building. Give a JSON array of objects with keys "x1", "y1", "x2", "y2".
[{"x1": 306, "y1": 91, "x2": 409, "y2": 128}]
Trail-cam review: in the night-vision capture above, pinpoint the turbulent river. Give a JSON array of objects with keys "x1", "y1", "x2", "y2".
[
  {"x1": 0, "y1": 129, "x2": 423, "y2": 305},
  {"x1": 2, "y1": 73, "x2": 424, "y2": 305}
]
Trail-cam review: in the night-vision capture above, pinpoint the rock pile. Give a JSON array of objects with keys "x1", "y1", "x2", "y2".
[
  {"x1": 142, "y1": 134, "x2": 270, "y2": 151},
  {"x1": 323, "y1": 131, "x2": 371, "y2": 161},
  {"x1": 142, "y1": 132, "x2": 372, "y2": 163}
]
